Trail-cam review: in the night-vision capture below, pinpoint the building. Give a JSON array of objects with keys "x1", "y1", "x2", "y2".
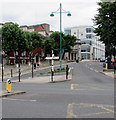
[
  {"x1": 20, "y1": 23, "x2": 50, "y2": 37},
  {"x1": 64, "y1": 26, "x2": 105, "y2": 60},
  {"x1": 101, "y1": 0, "x2": 116, "y2": 2}
]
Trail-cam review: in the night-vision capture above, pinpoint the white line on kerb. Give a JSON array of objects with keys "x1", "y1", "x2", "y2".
[{"x1": 2, "y1": 98, "x2": 37, "y2": 102}]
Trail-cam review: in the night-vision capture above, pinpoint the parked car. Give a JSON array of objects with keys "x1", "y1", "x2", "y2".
[{"x1": 100, "y1": 57, "x2": 105, "y2": 62}]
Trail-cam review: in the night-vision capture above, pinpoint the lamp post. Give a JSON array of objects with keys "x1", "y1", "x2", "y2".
[{"x1": 50, "y1": 3, "x2": 71, "y2": 70}]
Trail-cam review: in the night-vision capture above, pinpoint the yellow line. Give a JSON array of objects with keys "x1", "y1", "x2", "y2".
[
  {"x1": 67, "y1": 104, "x2": 76, "y2": 118},
  {"x1": 67, "y1": 103, "x2": 114, "y2": 118},
  {"x1": 70, "y1": 84, "x2": 78, "y2": 90},
  {"x1": 78, "y1": 111, "x2": 111, "y2": 117},
  {"x1": 97, "y1": 105, "x2": 114, "y2": 113}
]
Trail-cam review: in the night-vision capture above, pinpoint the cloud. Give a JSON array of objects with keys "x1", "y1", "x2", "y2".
[{"x1": 0, "y1": 0, "x2": 101, "y2": 31}]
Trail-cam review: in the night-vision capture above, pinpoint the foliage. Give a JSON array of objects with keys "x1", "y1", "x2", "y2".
[
  {"x1": 1, "y1": 23, "x2": 44, "y2": 55},
  {"x1": 2, "y1": 23, "x2": 27, "y2": 54},
  {"x1": 93, "y1": 2, "x2": 116, "y2": 56},
  {"x1": 45, "y1": 31, "x2": 77, "y2": 56},
  {"x1": 43, "y1": 38, "x2": 54, "y2": 54}
]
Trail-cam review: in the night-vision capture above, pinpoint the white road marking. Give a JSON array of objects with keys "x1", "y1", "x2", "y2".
[{"x1": 2, "y1": 98, "x2": 37, "y2": 102}]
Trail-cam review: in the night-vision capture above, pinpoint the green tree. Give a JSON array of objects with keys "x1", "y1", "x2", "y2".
[
  {"x1": 2, "y1": 23, "x2": 28, "y2": 64},
  {"x1": 2, "y1": 23, "x2": 27, "y2": 54},
  {"x1": 43, "y1": 38, "x2": 54, "y2": 55},
  {"x1": 44, "y1": 31, "x2": 77, "y2": 57},
  {"x1": 93, "y1": 1, "x2": 116, "y2": 57},
  {"x1": 30, "y1": 32, "x2": 44, "y2": 50}
]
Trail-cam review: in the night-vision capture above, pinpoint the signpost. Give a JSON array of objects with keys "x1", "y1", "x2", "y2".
[{"x1": 45, "y1": 50, "x2": 59, "y2": 82}]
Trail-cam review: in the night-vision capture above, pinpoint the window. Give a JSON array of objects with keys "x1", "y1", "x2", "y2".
[
  {"x1": 86, "y1": 28, "x2": 92, "y2": 33},
  {"x1": 86, "y1": 34, "x2": 92, "y2": 39},
  {"x1": 64, "y1": 30, "x2": 71, "y2": 35}
]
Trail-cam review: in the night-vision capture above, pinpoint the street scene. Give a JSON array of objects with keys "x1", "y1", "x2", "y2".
[
  {"x1": 0, "y1": 0, "x2": 116, "y2": 119},
  {"x1": 1, "y1": 60, "x2": 115, "y2": 118}
]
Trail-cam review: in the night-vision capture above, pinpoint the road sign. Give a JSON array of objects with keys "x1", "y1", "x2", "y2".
[
  {"x1": 45, "y1": 57, "x2": 59, "y2": 60},
  {"x1": 6, "y1": 79, "x2": 12, "y2": 93}
]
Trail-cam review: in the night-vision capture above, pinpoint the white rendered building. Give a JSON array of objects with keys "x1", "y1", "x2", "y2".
[{"x1": 64, "y1": 26, "x2": 105, "y2": 60}]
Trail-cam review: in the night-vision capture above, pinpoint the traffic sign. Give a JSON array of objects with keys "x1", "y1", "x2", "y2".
[
  {"x1": 45, "y1": 57, "x2": 59, "y2": 60},
  {"x1": 6, "y1": 79, "x2": 12, "y2": 93}
]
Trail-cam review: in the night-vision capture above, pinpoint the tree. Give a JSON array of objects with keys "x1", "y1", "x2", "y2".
[
  {"x1": 2, "y1": 22, "x2": 27, "y2": 54},
  {"x1": 44, "y1": 31, "x2": 77, "y2": 57},
  {"x1": 93, "y1": 1, "x2": 116, "y2": 57},
  {"x1": 43, "y1": 38, "x2": 54, "y2": 55},
  {"x1": 30, "y1": 32, "x2": 44, "y2": 50}
]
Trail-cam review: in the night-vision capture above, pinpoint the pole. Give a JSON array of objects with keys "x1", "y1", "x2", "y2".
[
  {"x1": 18, "y1": 53, "x2": 20, "y2": 82},
  {"x1": 11, "y1": 69, "x2": 13, "y2": 77},
  {"x1": 60, "y1": 3, "x2": 62, "y2": 70},
  {"x1": 66, "y1": 65, "x2": 69, "y2": 80},
  {"x1": 114, "y1": 46, "x2": 116, "y2": 75},
  {"x1": 32, "y1": 56, "x2": 34, "y2": 78},
  {"x1": 2, "y1": 53, "x2": 3, "y2": 82},
  {"x1": 51, "y1": 50, "x2": 54, "y2": 82}
]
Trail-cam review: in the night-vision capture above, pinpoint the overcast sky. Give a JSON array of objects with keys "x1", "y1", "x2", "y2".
[{"x1": 0, "y1": 0, "x2": 101, "y2": 31}]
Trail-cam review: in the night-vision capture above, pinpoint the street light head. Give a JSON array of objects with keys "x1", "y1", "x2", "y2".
[
  {"x1": 50, "y1": 13, "x2": 54, "y2": 17},
  {"x1": 67, "y1": 13, "x2": 71, "y2": 16}
]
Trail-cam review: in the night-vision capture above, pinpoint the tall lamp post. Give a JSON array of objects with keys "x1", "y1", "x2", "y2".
[{"x1": 50, "y1": 3, "x2": 71, "y2": 70}]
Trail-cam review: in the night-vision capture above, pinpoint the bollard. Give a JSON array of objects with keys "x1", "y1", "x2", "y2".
[
  {"x1": 66, "y1": 65, "x2": 69, "y2": 80},
  {"x1": 11, "y1": 69, "x2": 13, "y2": 77},
  {"x1": 106, "y1": 63, "x2": 108, "y2": 70},
  {"x1": 6, "y1": 79, "x2": 12, "y2": 93},
  {"x1": 51, "y1": 70, "x2": 54, "y2": 82}
]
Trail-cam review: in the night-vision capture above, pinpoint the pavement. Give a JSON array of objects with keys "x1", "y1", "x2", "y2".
[{"x1": 1, "y1": 60, "x2": 73, "y2": 97}]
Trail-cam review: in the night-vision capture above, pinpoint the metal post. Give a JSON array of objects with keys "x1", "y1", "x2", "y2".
[
  {"x1": 32, "y1": 58, "x2": 34, "y2": 78},
  {"x1": 114, "y1": 46, "x2": 116, "y2": 75},
  {"x1": 11, "y1": 69, "x2": 13, "y2": 77},
  {"x1": 60, "y1": 3, "x2": 62, "y2": 70},
  {"x1": 18, "y1": 53, "x2": 20, "y2": 82},
  {"x1": 51, "y1": 50, "x2": 54, "y2": 82},
  {"x1": 2, "y1": 53, "x2": 3, "y2": 82},
  {"x1": 66, "y1": 65, "x2": 69, "y2": 80}
]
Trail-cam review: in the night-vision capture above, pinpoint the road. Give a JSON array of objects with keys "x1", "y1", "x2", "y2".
[{"x1": 2, "y1": 61, "x2": 114, "y2": 118}]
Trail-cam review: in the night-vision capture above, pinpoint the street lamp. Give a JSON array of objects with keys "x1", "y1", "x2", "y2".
[{"x1": 50, "y1": 3, "x2": 71, "y2": 70}]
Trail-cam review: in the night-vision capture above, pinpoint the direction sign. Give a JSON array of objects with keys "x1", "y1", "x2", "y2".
[{"x1": 45, "y1": 57, "x2": 59, "y2": 60}]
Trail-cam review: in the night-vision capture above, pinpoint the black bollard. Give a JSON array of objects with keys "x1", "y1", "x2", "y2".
[
  {"x1": 51, "y1": 70, "x2": 54, "y2": 82},
  {"x1": 66, "y1": 65, "x2": 69, "y2": 80}
]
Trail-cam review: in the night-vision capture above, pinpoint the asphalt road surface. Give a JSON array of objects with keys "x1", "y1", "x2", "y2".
[{"x1": 2, "y1": 61, "x2": 115, "y2": 118}]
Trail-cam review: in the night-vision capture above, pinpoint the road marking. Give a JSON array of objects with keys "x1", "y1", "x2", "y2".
[
  {"x1": 70, "y1": 84, "x2": 104, "y2": 91},
  {"x1": 77, "y1": 111, "x2": 111, "y2": 117},
  {"x1": 2, "y1": 98, "x2": 37, "y2": 102},
  {"x1": 67, "y1": 103, "x2": 77, "y2": 118},
  {"x1": 70, "y1": 84, "x2": 78, "y2": 90},
  {"x1": 67, "y1": 103, "x2": 114, "y2": 118}
]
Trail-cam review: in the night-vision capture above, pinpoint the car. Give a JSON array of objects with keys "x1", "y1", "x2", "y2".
[{"x1": 100, "y1": 57, "x2": 105, "y2": 62}]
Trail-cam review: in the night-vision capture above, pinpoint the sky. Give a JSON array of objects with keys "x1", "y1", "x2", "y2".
[{"x1": 0, "y1": 0, "x2": 101, "y2": 31}]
